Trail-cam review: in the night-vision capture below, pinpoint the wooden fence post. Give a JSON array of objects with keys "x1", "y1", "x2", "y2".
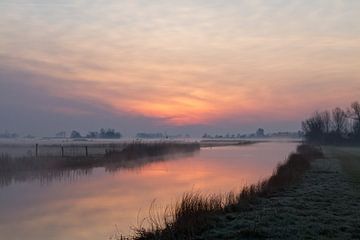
[
  {"x1": 35, "y1": 144, "x2": 38, "y2": 157},
  {"x1": 85, "y1": 146, "x2": 88, "y2": 157},
  {"x1": 61, "y1": 146, "x2": 64, "y2": 157}
]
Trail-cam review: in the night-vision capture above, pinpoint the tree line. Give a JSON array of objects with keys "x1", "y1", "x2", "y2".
[
  {"x1": 302, "y1": 101, "x2": 360, "y2": 144},
  {"x1": 70, "y1": 128, "x2": 122, "y2": 139}
]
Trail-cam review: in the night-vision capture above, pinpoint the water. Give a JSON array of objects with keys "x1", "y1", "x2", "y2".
[{"x1": 0, "y1": 142, "x2": 297, "y2": 240}]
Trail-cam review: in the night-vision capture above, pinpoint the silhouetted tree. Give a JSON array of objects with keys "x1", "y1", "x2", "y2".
[
  {"x1": 302, "y1": 101, "x2": 360, "y2": 145},
  {"x1": 70, "y1": 130, "x2": 82, "y2": 138},
  {"x1": 348, "y1": 101, "x2": 360, "y2": 140},
  {"x1": 332, "y1": 107, "x2": 348, "y2": 138},
  {"x1": 99, "y1": 128, "x2": 122, "y2": 139},
  {"x1": 322, "y1": 110, "x2": 331, "y2": 134},
  {"x1": 256, "y1": 128, "x2": 265, "y2": 137},
  {"x1": 302, "y1": 111, "x2": 327, "y2": 143},
  {"x1": 86, "y1": 131, "x2": 98, "y2": 138}
]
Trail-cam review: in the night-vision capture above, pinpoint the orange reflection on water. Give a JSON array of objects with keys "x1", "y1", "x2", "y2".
[{"x1": 0, "y1": 142, "x2": 297, "y2": 240}]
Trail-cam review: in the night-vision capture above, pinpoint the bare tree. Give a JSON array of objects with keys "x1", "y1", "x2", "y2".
[
  {"x1": 348, "y1": 101, "x2": 360, "y2": 121},
  {"x1": 348, "y1": 101, "x2": 360, "y2": 138},
  {"x1": 332, "y1": 107, "x2": 347, "y2": 136},
  {"x1": 302, "y1": 111, "x2": 327, "y2": 143},
  {"x1": 322, "y1": 110, "x2": 331, "y2": 134},
  {"x1": 302, "y1": 101, "x2": 360, "y2": 144}
]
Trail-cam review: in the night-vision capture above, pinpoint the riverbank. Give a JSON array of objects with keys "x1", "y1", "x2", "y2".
[
  {"x1": 117, "y1": 145, "x2": 324, "y2": 239},
  {"x1": 197, "y1": 146, "x2": 360, "y2": 239},
  {"x1": 118, "y1": 144, "x2": 360, "y2": 239}
]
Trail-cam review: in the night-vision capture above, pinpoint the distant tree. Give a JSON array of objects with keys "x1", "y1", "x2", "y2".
[
  {"x1": 202, "y1": 133, "x2": 210, "y2": 138},
  {"x1": 322, "y1": 110, "x2": 331, "y2": 134},
  {"x1": 256, "y1": 128, "x2": 265, "y2": 137},
  {"x1": 302, "y1": 101, "x2": 360, "y2": 144},
  {"x1": 302, "y1": 111, "x2": 327, "y2": 143},
  {"x1": 348, "y1": 101, "x2": 360, "y2": 140},
  {"x1": 98, "y1": 128, "x2": 122, "y2": 139},
  {"x1": 86, "y1": 131, "x2": 98, "y2": 138},
  {"x1": 70, "y1": 130, "x2": 82, "y2": 139},
  {"x1": 348, "y1": 101, "x2": 360, "y2": 121},
  {"x1": 55, "y1": 131, "x2": 66, "y2": 138},
  {"x1": 332, "y1": 107, "x2": 348, "y2": 137},
  {"x1": 0, "y1": 131, "x2": 18, "y2": 139}
]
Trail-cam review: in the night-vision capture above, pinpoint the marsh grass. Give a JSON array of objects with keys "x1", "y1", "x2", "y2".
[
  {"x1": 105, "y1": 142, "x2": 200, "y2": 160},
  {"x1": 0, "y1": 142, "x2": 200, "y2": 171},
  {"x1": 119, "y1": 144, "x2": 323, "y2": 240},
  {"x1": 0, "y1": 142, "x2": 200, "y2": 187}
]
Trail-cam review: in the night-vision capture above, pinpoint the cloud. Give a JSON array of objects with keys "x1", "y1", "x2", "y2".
[{"x1": 0, "y1": 0, "x2": 360, "y2": 135}]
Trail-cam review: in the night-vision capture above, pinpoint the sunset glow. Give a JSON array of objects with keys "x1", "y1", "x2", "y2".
[{"x1": 1, "y1": 0, "x2": 360, "y2": 134}]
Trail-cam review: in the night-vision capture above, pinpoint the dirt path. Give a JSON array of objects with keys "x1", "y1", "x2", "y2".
[{"x1": 198, "y1": 149, "x2": 360, "y2": 239}]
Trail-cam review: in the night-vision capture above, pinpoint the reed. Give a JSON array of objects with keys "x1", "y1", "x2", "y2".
[{"x1": 0, "y1": 142, "x2": 200, "y2": 186}]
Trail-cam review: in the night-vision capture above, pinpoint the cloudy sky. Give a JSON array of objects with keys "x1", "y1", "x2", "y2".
[{"x1": 0, "y1": 0, "x2": 359, "y2": 136}]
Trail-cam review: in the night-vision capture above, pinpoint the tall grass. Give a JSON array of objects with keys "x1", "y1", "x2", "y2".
[
  {"x1": 0, "y1": 142, "x2": 200, "y2": 187},
  {"x1": 0, "y1": 142, "x2": 200, "y2": 172},
  {"x1": 106, "y1": 142, "x2": 200, "y2": 160},
  {"x1": 119, "y1": 144, "x2": 323, "y2": 240}
]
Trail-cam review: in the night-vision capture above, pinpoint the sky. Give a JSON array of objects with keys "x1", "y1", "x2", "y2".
[{"x1": 0, "y1": 0, "x2": 359, "y2": 136}]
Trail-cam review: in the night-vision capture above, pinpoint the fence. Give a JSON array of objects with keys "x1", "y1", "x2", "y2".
[{"x1": 0, "y1": 143, "x2": 128, "y2": 158}]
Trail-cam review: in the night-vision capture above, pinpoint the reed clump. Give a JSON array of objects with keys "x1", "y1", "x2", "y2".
[
  {"x1": 123, "y1": 144, "x2": 323, "y2": 240},
  {"x1": 105, "y1": 142, "x2": 200, "y2": 160}
]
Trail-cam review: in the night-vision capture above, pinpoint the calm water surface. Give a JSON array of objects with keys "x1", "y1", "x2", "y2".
[{"x1": 0, "y1": 142, "x2": 297, "y2": 240}]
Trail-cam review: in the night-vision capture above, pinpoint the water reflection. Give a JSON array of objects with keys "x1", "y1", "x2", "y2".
[
  {"x1": 0, "y1": 142, "x2": 297, "y2": 240},
  {"x1": 0, "y1": 168, "x2": 93, "y2": 188}
]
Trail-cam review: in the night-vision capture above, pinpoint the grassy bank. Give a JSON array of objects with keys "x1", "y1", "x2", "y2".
[{"x1": 117, "y1": 144, "x2": 322, "y2": 240}]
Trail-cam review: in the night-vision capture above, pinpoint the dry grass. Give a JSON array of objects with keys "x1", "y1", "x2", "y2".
[
  {"x1": 0, "y1": 142, "x2": 200, "y2": 172},
  {"x1": 117, "y1": 144, "x2": 323, "y2": 240},
  {"x1": 106, "y1": 142, "x2": 200, "y2": 160},
  {"x1": 0, "y1": 142, "x2": 200, "y2": 187}
]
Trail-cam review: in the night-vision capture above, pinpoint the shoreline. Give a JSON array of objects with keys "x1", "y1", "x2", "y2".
[
  {"x1": 199, "y1": 140, "x2": 257, "y2": 148},
  {"x1": 117, "y1": 144, "x2": 360, "y2": 239},
  {"x1": 119, "y1": 144, "x2": 360, "y2": 240},
  {"x1": 199, "y1": 146, "x2": 360, "y2": 239},
  {"x1": 118, "y1": 145, "x2": 323, "y2": 239}
]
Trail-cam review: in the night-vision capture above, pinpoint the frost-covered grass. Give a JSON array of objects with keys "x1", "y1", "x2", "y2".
[{"x1": 324, "y1": 146, "x2": 360, "y2": 184}]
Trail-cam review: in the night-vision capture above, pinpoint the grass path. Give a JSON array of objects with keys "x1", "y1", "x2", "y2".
[{"x1": 198, "y1": 147, "x2": 360, "y2": 239}]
